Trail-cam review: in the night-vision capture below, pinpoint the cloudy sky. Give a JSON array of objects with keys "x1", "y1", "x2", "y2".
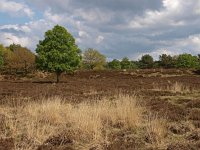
[{"x1": 0, "y1": 0, "x2": 200, "y2": 60}]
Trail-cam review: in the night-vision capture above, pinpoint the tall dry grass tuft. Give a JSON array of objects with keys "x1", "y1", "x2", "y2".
[
  {"x1": 0, "y1": 95, "x2": 167, "y2": 149},
  {"x1": 153, "y1": 81, "x2": 192, "y2": 93},
  {"x1": 145, "y1": 113, "x2": 167, "y2": 147},
  {"x1": 166, "y1": 82, "x2": 191, "y2": 93}
]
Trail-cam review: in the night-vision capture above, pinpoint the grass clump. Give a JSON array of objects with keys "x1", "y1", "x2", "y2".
[{"x1": 0, "y1": 95, "x2": 167, "y2": 149}]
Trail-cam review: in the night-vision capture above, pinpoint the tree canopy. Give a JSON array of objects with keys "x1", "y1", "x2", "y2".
[
  {"x1": 8, "y1": 44, "x2": 36, "y2": 69},
  {"x1": 0, "y1": 44, "x2": 17, "y2": 69},
  {"x1": 83, "y1": 48, "x2": 106, "y2": 70},
  {"x1": 140, "y1": 54, "x2": 154, "y2": 68},
  {"x1": 159, "y1": 54, "x2": 175, "y2": 68},
  {"x1": 0, "y1": 45, "x2": 3, "y2": 69},
  {"x1": 36, "y1": 25, "x2": 81, "y2": 82},
  {"x1": 108, "y1": 59, "x2": 121, "y2": 70},
  {"x1": 175, "y1": 54, "x2": 199, "y2": 69},
  {"x1": 120, "y1": 57, "x2": 137, "y2": 70}
]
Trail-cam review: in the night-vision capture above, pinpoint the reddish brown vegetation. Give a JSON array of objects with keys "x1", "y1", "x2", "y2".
[{"x1": 0, "y1": 69, "x2": 200, "y2": 149}]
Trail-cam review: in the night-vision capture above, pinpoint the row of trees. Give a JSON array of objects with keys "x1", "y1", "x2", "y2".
[
  {"x1": 0, "y1": 44, "x2": 35, "y2": 74},
  {"x1": 1, "y1": 25, "x2": 200, "y2": 82},
  {"x1": 86, "y1": 50, "x2": 200, "y2": 70}
]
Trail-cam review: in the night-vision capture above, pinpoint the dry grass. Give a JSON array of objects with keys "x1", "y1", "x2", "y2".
[
  {"x1": 145, "y1": 113, "x2": 167, "y2": 147},
  {"x1": 0, "y1": 95, "x2": 167, "y2": 149},
  {"x1": 167, "y1": 82, "x2": 191, "y2": 93},
  {"x1": 153, "y1": 82, "x2": 192, "y2": 93}
]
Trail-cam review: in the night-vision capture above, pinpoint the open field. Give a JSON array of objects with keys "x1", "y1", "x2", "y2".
[{"x1": 0, "y1": 69, "x2": 200, "y2": 149}]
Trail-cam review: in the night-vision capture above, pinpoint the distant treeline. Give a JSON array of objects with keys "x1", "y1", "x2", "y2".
[
  {"x1": 81, "y1": 48, "x2": 200, "y2": 70},
  {"x1": 0, "y1": 44, "x2": 200, "y2": 75},
  {"x1": 0, "y1": 44, "x2": 35, "y2": 75},
  {"x1": 107, "y1": 53, "x2": 200, "y2": 70}
]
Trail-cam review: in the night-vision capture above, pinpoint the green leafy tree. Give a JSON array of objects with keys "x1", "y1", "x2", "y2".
[
  {"x1": 175, "y1": 54, "x2": 199, "y2": 69},
  {"x1": 83, "y1": 48, "x2": 106, "y2": 70},
  {"x1": 0, "y1": 45, "x2": 3, "y2": 69},
  {"x1": 36, "y1": 25, "x2": 81, "y2": 83},
  {"x1": 130, "y1": 61, "x2": 138, "y2": 69},
  {"x1": 108, "y1": 59, "x2": 121, "y2": 70},
  {"x1": 159, "y1": 54, "x2": 175, "y2": 68},
  {"x1": 140, "y1": 54, "x2": 154, "y2": 68},
  {"x1": 121, "y1": 57, "x2": 130, "y2": 69}
]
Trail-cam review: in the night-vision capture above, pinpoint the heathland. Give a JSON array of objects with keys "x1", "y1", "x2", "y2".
[{"x1": 0, "y1": 69, "x2": 200, "y2": 150}]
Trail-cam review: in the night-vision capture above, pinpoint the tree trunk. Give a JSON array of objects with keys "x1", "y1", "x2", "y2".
[{"x1": 56, "y1": 72, "x2": 61, "y2": 83}]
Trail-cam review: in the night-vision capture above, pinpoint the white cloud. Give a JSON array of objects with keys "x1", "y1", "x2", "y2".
[
  {"x1": 0, "y1": 0, "x2": 34, "y2": 18},
  {"x1": 44, "y1": 9, "x2": 63, "y2": 23},
  {"x1": 0, "y1": 25, "x2": 20, "y2": 31},
  {"x1": 0, "y1": 19, "x2": 53, "y2": 50},
  {"x1": 96, "y1": 36, "x2": 104, "y2": 44},
  {"x1": 1, "y1": 0, "x2": 200, "y2": 59},
  {"x1": 78, "y1": 31, "x2": 89, "y2": 38},
  {"x1": 77, "y1": 8, "x2": 114, "y2": 24},
  {"x1": 129, "y1": 0, "x2": 200, "y2": 29},
  {"x1": 0, "y1": 32, "x2": 30, "y2": 47},
  {"x1": 0, "y1": 24, "x2": 31, "y2": 33},
  {"x1": 170, "y1": 34, "x2": 200, "y2": 53}
]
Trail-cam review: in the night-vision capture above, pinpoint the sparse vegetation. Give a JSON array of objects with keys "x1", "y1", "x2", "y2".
[
  {"x1": 0, "y1": 70, "x2": 200, "y2": 149},
  {"x1": 153, "y1": 81, "x2": 192, "y2": 93},
  {"x1": 0, "y1": 95, "x2": 168, "y2": 149}
]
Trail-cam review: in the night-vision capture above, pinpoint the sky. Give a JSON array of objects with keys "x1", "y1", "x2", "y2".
[{"x1": 0, "y1": 0, "x2": 200, "y2": 60}]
